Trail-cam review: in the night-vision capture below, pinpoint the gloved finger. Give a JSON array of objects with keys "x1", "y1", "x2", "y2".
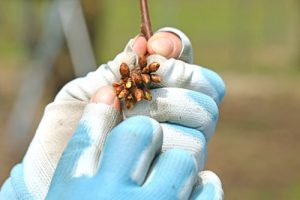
[
  {"x1": 51, "y1": 90, "x2": 121, "y2": 181},
  {"x1": 190, "y1": 171, "x2": 224, "y2": 200},
  {"x1": 132, "y1": 32, "x2": 182, "y2": 59},
  {"x1": 147, "y1": 31, "x2": 182, "y2": 59},
  {"x1": 128, "y1": 27, "x2": 190, "y2": 62},
  {"x1": 123, "y1": 87, "x2": 218, "y2": 141},
  {"x1": 147, "y1": 55, "x2": 226, "y2": 104},
  {"x1": 96, "y1": 116, "x2": 163, "y2": 186},
  {"x1": 160, "y1": 123, "x2": 207, "y2": 171},
  {"x1": 130, "y1": 27, "x2": 192, "y2": 63},
  {"x1": 132, "y1": 35, "x2": 148, "y2": 56},
  {"x1": 142, "y1": 149, "x2": 197, "y2": 200},
  {"x1": 155, "y1": 27, "x2": 193, "y2": 63},
  {"x1": 90, "y1": 86, "x2": 121, "y2": 111}
]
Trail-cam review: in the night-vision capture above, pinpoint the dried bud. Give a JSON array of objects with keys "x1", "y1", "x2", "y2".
[
  {"x1": 141, "y1": 74, "x2": 150, "y2": 84},
  {"x1": 112, "y1": 82, "x2": 121, "y2": 87},
  {"x1": 144, "y1": 89, "x2": 152, "y2": 101},
  {"x1": 120, "y1": 63, "x2": 130, "y2": 78},
  {"x1": 149, "y1": 62, "x2": 160, "y2": 72},
  {"x1": 113, "y1": 56, "x2": 160, "y2": 109},
  {"x1": 134, "y1": 88, "x2": 144, "y2": 102},
  {"x1": 125, "y1": 79, "x2": 133, "y2": 88},
  {"x1": 150, "y1": 74, "x2": 161, "y2": 83},
  {"x1": 118, "y1": 89, "x2": 128, "y2": 99},
  {"x1": 139, "y1": 56, "x2": 147, "y2": 68},
  {"x1": 113, "y1": 82, "x2": 123, "y2": 94},
  {"x1": 142, "y1": 66, "x2": 150, "y2": 73},
  {"x1": 133, "y1": 75, "x2": 143, "y2": 85},
  {"x1": 113, "y1": 85, "x2": 123, "y2": 94}
]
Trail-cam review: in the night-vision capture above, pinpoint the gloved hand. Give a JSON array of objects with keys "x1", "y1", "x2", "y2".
[
  {"x1": 46, "y1": 114, "x2": 220, "y2": 200},
  {"x1": 0, "y1": 27, "x2": 225, "y2": 200}
]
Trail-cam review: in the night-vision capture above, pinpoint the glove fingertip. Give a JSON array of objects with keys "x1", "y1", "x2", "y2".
[
  {"x1": 200, "y1": 67, "x2": 226, "y2": 105},
  {"x1": 191, "y1": 170, "x2": 224, "y2": 200},
  {"x1": 157, "y1": 27, "x2": 193, "y2": 64},
  {"x1": 90, "y1": 86, "x2": 121, "y2": 111}
]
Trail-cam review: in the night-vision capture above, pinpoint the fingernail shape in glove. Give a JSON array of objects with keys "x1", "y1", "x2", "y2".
[{"x1": 90, "y1": 86, "x2": 121, "y2": 111}]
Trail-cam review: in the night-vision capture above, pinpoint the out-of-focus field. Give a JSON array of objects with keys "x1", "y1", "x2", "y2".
[{"x1": 1, "y1": 0, "x2": 300, "y2": 199}]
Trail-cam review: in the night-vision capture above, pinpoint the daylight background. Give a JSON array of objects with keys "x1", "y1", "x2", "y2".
[{"x1": 0, "y1": 0, "x2": 299, "y2": 199}]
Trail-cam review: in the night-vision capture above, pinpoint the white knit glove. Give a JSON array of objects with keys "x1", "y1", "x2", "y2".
[{"x1": 0, "y1": 27, "x2": 225, "y2": 200}]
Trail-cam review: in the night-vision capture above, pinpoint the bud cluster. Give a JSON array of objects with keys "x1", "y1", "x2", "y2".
[{"x1": 113, "y1": 56, "x2": 161, "y2": 109}]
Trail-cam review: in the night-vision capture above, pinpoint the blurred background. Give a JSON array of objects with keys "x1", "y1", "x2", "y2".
[{"x1": 0, "y1": 0, "x2": 299, "y2": 199}]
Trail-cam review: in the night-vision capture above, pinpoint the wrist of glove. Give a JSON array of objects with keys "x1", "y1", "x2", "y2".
[{"x1": 0, "y1": 27, "x2": 225, "y2": 200}]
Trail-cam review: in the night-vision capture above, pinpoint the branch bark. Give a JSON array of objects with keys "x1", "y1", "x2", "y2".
[{"x1": 140, "y1": 0, "x2": 153, "y2": 40}]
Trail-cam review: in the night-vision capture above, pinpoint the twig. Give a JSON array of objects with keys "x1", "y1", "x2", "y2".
[{"x1": 140, "y1": 0, "x2": 153, "y2": 40}]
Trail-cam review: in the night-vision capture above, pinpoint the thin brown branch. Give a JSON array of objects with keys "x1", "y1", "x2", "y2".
[{"x1": 140, "y1": 0, "x2": 153, "y2": 40}]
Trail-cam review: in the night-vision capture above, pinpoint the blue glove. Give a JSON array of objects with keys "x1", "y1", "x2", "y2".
[{"x1": 46, "y1": 115, "x2": 219, "y2": 200}]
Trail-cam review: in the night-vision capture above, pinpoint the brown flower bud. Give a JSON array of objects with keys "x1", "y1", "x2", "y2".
[
  {"x1": 113, "y1": 82, "x2": 124, "y2": 95},
  {"x1": 150, "y1": 74, "x2": 161, "y2": 83},
  {"x1": 113, "y1": 85, "x2": 123, "y2": 95},
  {"x1": 120, "y1": 63, "x2": 130, "y2": 78},
  {"x1": 142, "y1": 66, "x2": 150, "y2": 73},
  {"x1": 149, "y1": 62, "x2": 160, "y2": 72},
  {"x1": 125, "y1": 79, "x2": 133, "y2": 88},
  {"x1": 141, "y1": 74, "x2": 150, "y2": 84},
  {"x1": 113, "y1": 56, "x2": 160, "y2": 109},
  {"x1": 134, "y1": 88, "x2": 144, "y2": 102},
  {"x1": 144, "y1": 89, "x2": 152, "y2": 101},
  {"x1": 112, "y1": 82, "x2": 121, "y2": 87},
  {"x1": 133, "y1": 75, "x2": 143, "y2": 85},
  {"x1": 118, "y1": 89, "x2": 128, "y2": 99},
  {"x1": 139, "y1": 56, "x2": 147, "y2": 68}
]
